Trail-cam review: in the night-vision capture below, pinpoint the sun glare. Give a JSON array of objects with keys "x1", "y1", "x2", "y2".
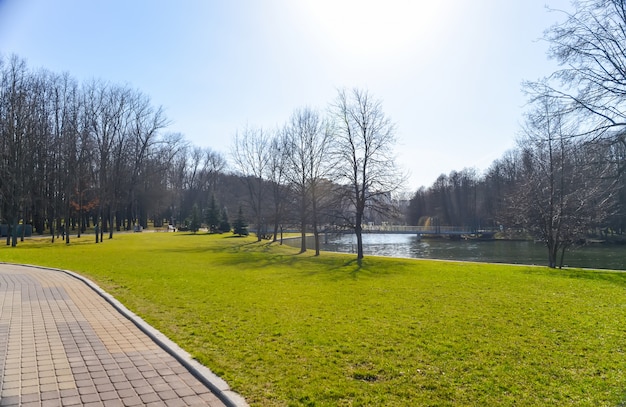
[{"x1": 296, "y1": 0, "x2": 457, "y2": 58}]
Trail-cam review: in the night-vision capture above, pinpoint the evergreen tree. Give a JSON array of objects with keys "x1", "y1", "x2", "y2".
[
  {"x1": 232, "y1": 206, "x2": 248, "y2": 236},
  {"x1": 188, "y1": 204, "x2": 201, "y2": 233},
  {"x1": 219, "y1": 207, "x2": 231, "y2": 233},
  {"x1": 205, "y1": 194, "x2": 220, "y2": 233}
]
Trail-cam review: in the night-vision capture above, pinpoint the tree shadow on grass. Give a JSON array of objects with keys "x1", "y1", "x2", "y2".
[
  {"x1": 166, "y1": 233, "x2": 258, "y2": 246},
  {"x1": 522, "y1": 266, "x2": 626, "y2": 288},
  {"x1": 148, "y1": 236, "x2": 381, "y2": 279},
  {"x1": 291, "y1": 256, "x2": 379, "y2": 282},
  {"x1": 344, "y1": 258, "x2": 363, "y2": 279}
]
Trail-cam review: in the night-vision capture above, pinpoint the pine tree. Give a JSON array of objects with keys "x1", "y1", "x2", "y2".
[
  {"x1": 219, "y1": 207, "x2": 231, "y2": 233},
  {"x1": 205, "y1": 194, "x2": 220, "y2": 233},
  {"x1": 188, "y1": 204, "x2": 201, "y2": 233},
  {"x1": 232, "y1": 206, "x2": 248, "y2": 236}
]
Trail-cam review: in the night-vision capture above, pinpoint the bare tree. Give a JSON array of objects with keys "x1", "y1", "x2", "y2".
[
  {"x1": 284, "y1": 107, "x2": 334, "y2": 254},
  {"x1": 123, "y1": 90, "x2": 168, "y2": 230},
  {"x1": 81, "y1": 83, "x2": 169, "y2": 240},
  {"x1": 231, "y1": 125, "x2": 271, "y2": 241},
  {"x1": 330, "y1": 88, "x2": 404, "y2": 261},
  {"x1": 0, "y1": 56, "x2": 30, "y2": 246},
  {"x1": 524, "y1": 1, "x2": 626, "y2": 238},
  {"x1": 49, "y1": 72, "x2": 82, "y2": 244},
  {"x1": 267, "y1": 129, "x2": 290, "y2": 243},
  {"x1": 533, "y1": 0, "x2": 626, "y2": 149},
  {"x1": 512, "y1": 96, "x2": 616, "y2": 268},
  {"x1": 308, "y1": 120, "x2": 335, "y2": 255},
  {"x1": 83, "y1": 81, "x2": 126, "y2": 241}
]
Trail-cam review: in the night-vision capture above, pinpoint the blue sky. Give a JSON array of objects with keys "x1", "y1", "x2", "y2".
[{"x1": 0, "y1": 0, "x2": 572, "y2": 191}]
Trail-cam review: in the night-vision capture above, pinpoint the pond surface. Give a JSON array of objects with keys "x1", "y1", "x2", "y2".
[{"x1": 288, "y1": 233, "x2": 626, "y2": 270}]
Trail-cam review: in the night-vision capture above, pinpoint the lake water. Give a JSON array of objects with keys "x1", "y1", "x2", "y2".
[{"x1": 288, "y1": 233, "x2": 626, "y2": 270}]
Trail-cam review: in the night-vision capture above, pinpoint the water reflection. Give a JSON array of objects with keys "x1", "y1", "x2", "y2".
[{"x1": 291, "y1": 233, "x2": 626, "y2": 270}]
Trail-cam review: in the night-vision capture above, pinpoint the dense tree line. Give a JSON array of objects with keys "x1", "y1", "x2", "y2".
[
  {"x1": 0, "y1": 55, "x2": 176, "y2": 245},
  {"x1": 407, "y1": 136, "x2": 623, "y2": 233},
  {"x1": 0, "y1": 55, "x2": 403, "y2": 259},
  {"x1": 0, "y1": 54, "x2": 228, "y2": 245}
]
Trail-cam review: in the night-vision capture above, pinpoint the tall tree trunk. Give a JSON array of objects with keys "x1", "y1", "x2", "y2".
[
  {"x1": 547, "y1": 237, "x2": 557, "y2": 269},
  {"x1": 355, "y1": 211, "x2": 364, "y2": 261},
  {"x1": 311, "y1": 190, "x2": 320, "y2": 256},
  {"x1": 300, "y1": 195, "x2": 307, "y2": 253},
  {"x1": 65, "y1": 213, "x2": 71, "y2": 244},
  {"x1": 109, "y1": 206, "x2": 114, "y2": 239},
  {"x1": 11, "y1": 218, "x2": 18, "y2": 247},
  {"x1": 272, "y1": 221, "x2": 279, "y2": 243},
  {"x1": 300, "y1": 229, "x2": 307, "y2": 253},
  {"x1": 313, "y1": 228, "x2": 320, "y2": 256},
  {"x1": 559, "y1": 244, "x2": 567, "y2": 269}
]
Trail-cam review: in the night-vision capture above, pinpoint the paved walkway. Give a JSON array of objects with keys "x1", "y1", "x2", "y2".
[{"x1": 0, "y1": 263, "x2": 247, "y2": 407}]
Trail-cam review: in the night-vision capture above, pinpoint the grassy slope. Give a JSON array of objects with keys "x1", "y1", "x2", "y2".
[{"x1": 1, "y1": 233, "x2": 625, "y2": 406}]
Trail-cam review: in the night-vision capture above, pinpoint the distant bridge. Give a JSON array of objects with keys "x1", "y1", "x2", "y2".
[{"x1": 359, "y1": 225, "x2": 497, "y2": 238}]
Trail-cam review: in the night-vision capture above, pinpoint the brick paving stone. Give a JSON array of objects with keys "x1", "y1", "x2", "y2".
[
  {"x1": 140, "y1": 392, "x2": 162, "y2": 404},
  {"x1": 96, "y1": 383, "x2": 116, "y2": 393},
  {"x1": 158, "y1": 390, "x2": 179, "y2": 401},
  {"x1": 0, "y1": 395, "x2": 19, "y2": 405},
  {"x1": 134, "y1": 384, "x2": 154, "y2": 395},
  {"x1": 175, "y1": 386, "x2": 197, "y2": 398},
  {"x1": 61, "y1": 398, "x2": 82, "y2": 406},
  {"x1": 99, "y1": 390, "x2": 120, "y2": 401},
  {"x1": 0, "y1": 264, "x2": 239, "y2": 406},
  {"x1": 41, "y1": 382, "x2": 59, "y2": 392},
  {"x1": 20, "y1": 393, "x2": 40, "y2": 403},
  {"x1": 117, "y1": 388, "x2": 136, "y2": 399},
  {"x1": 165, "y1": 398, "x2": 188, "y2": 407},
  {"x1": 82, "y1": 393, "x2": 102, "y2": 404},
  {"x1": 113, "y1": 381, "x2": 133, "y2": 391}
]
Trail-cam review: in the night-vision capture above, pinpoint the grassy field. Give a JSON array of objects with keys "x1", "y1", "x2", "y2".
[{"x1": 1, "y1": 233, "x2": 625, "y2": 406}]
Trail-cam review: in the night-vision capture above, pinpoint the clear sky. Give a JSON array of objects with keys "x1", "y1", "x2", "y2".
[{"x1": 0, "y1": 0, "x2": 572, "y2": 191}]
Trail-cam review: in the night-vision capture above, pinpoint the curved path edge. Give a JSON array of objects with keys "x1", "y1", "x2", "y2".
[{"x1": 1, "y1": 262, "x2": 249, "y2": 407}]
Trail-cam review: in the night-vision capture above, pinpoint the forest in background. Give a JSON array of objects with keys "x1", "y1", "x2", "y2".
[{"x1": 0, "y1": 55, "x2": 402, "y2": 258}]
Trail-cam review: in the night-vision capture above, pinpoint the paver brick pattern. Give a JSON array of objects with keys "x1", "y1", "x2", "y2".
[{"x1": 0, "y1": 263, "x2": 226, "y2": 406}]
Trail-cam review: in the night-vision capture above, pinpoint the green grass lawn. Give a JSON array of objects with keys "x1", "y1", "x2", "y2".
[{"x1": 1, "y1": 233, "x2": 625, "y2": 406}]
